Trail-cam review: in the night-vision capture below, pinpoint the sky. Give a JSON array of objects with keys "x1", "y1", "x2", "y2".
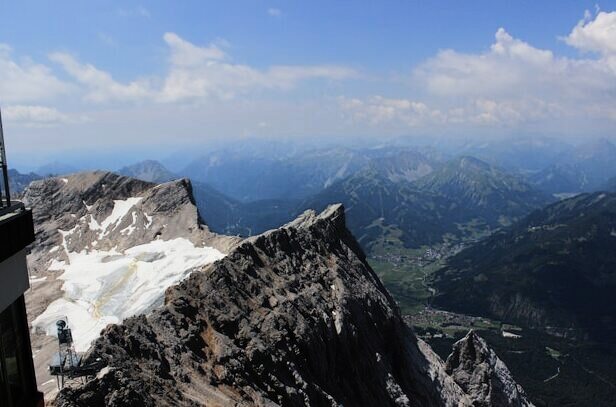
[{"x1": 1, "y1": 1, "x2": 616, "y2": 169}]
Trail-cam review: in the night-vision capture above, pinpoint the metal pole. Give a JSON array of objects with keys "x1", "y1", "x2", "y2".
[{"x1": 0, "y1": 108, "x2": 11, "y2": 207}]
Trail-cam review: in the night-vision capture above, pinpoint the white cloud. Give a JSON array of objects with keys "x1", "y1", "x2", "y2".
[
  {"x1": 158, "y1": 33, "x2": 358, "y2": 102},
  {"x1": 349, "y1": 14, "x2": 616, "y2": 130},
  {"x1": 47, "y1": 33, "x2": 356, "y2": 104},
  {"x1": 49, "y1": 52, "x2": 153, "y2": 103},
  {"x1": 339, "y1": 96, "x2": 440, "y2": 126},
  {"x1": 163, "y1": 33, "x2": 226, "y2": 65},
  {"x1": 268, "y1": 8, "x2": 282, "y2": 17},
  {"x1": 0, "y1": 44, "x2": 71, "y2": 104},
  {"x1": 565, "y1": 11, "x2": 616, "y2": 55},
  {"x1": 3, "y1": 105, "x2": 85, "y2": 127}
]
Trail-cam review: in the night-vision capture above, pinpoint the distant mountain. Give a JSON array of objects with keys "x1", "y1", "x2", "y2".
[
  {"x1": 179, "y1": 147, "x2": 368, "y2": 201},
  {"x1": 8, "y1": 169, "x2": 42, "y2": 194},
  {"x1": 300, "y1": 156, "x2": 549, "y2": 252},
  {"x1": 432, "y1": 192, "x2": 616, "y2": 341},
  {"x1": 118, "y1": 159, "x2": 297, "y2": 237},
  {"x1": 532, "y1": 138, "x2": 616, "y2": 194},
  {"x1": 454, "y1": 137, "x2": 572, "y2": 173},
  {"x1": 300, "y1": 169, "x2": 470, "y2": 251},
  {"x1": 35, "y1": 161, "x2": 78, "y2": 176},
  {"x1": 118, "y1": 160, "x2": 178, "y2": 183},
  {"x1": 179, "y1": 146, "x2": 441, "y2": 202},
  {"x1": 415, "y1": 156, "x2": 552, "y2": 226},
  {"x1": 366, "y1": 150, "x2": 437, "y2": 183}
]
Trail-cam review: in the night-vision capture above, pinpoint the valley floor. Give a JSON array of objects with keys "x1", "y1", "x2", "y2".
[{"x1": 370, "y1": 243, "x2": 616, "y2": 407}]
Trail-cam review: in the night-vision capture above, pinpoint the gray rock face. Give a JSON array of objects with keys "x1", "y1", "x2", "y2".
[
  {"x1": 445, "y1": 331, "x2": 534, "y2": 407},
  {"x1": 22, "y1": 171, "x2": 239, "y2": 399},
  {"x1": 22, "y1": 171, "x2": 236, "y2": 276},
  {"x1": 54, "y1": 204, "x2": 474, "y2": 407}
]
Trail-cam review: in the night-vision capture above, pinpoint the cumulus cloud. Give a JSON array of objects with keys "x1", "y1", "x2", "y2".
[
  {"x1": 565, "y1": 11, "x2": 616, "y2": 55},
  {"x1": 158, "y1": 32, "x2": 357, "y2": 102},
  {"x1": 342, "y1": 13, "x2": 616, "y2": 130},
  {"x1": 0, "y1": 44, "x2": 71, "y2": 104}
]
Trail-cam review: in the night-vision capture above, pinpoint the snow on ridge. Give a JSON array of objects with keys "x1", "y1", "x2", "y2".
[
  {"x1": 99, "y1": 197, "x2": 143, "y2": 237},
  {"x1": 33, "y1": 237, "x2": 225, "y2": 352}
]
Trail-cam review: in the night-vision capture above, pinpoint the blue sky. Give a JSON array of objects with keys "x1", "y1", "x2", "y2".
[{"x1": 1, "y1": 1, "x2": 616, "y2": 169}]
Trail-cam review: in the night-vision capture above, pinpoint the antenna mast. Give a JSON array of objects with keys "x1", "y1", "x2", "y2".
[{"x1": 0, "y1": 107, "x2": 12, "y2": 207}]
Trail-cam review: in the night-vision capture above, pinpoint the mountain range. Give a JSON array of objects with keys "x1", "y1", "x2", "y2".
[
  {"x1": 301, "y1": 155, "x2": 551, "y2": 252},
  {"x1": 531, "y1": 139, "x2": 616, "y2": 194},
  {"x1": 432, "y1": 191, "x2": 616, "y2": 341}
]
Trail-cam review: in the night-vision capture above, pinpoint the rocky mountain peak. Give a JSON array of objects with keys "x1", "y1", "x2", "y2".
[
  {"x1": 51, "y1": 202, "x2": 533, "y2": 407},
  {"x1": 445, "y1": 330, "x2": 534, "y2": 407},
  {"x1": 53, "y1": 204, "x2": 480, "y2": 406},
  {"x1": 283, "y1": 203, "x2": 346, "y2": 233}
]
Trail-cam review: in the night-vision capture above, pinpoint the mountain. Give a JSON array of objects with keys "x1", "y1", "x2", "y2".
[
  {"x1": 117, "y1": 160, "x2": 294, "y2": 236},
  {"x1": 179, "y1": 146, "x2": 440, "y2": 202},
  {"x1": 35, "y1": 161, "x2": 79, "y2": 176},
  {"x1": 445, "y1": 331, "x2": 533, "y2": 407},
  {"x1": 432, "y1": 192, "x2": 616, "y2": 341},
  {"x1": 300, "y1": 169, "x2": 471, "y2": 251},
  {"x1": 53, "y1": 205, "x2": 531, "y2": 406},
  {"x1": 22, "y1": 172, "x2": 238, "y2": 397},
  {"x1": 8, "y1": 168, "x2": 42, "y2": 194},
  {"x1": 452, "y1": 137, "x2": 572, "y2": 173},
  {"x1": 532, "y1": 138, "x2": 616, "y2": 194},
  {"x1": 365, "y1": 149, "x2": 438, "y2": 183},
  {"x1": 118, "y1": 159, "x2": 178, "y2": 183},
  {"x1": 301, "y1": 156, "x2": 550, "y2": 252},
  {"x1": 179, "y1": 147, "x2": 368, "y2": 202},
  {"x1": 415, "y1": 156, "x2": 552, "y2": 226}
]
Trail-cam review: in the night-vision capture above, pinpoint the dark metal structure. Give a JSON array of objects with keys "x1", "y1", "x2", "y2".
[
  {"x1": 0, "y1": 106, "x2": 44, "y2": 407},
  {"x1": 48, "y1": 318, "x2": 102, "y2": 390}
]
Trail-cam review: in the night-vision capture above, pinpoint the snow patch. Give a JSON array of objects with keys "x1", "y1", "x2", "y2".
[
  {"x1": 144, "y1": 213, "x2": 153, "y2": 229},
  {"x1": 32, "y1": 237, "x2": 224, "y2": 352},
  {"x1": 88, "y1": 215, "x2": 102, "y2": 231},
  {"x1": 61, "y1": 178, "x2": 68, "y2": 184},
  {"x1": 99, "y1": 197, "x2": 143, "y2": 236},
  {"x1": 332, "y1": 310, "x2": 343, "y2": 334},
  {"x1": 48, "y1": 259, "x2": 66, "y2": 272},
  {"x1": 502, "y1": 330, "x2": 521, "y2": 339}
]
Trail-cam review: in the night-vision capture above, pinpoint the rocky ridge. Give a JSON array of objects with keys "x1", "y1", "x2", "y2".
[
  {"x1": 54, "y1": 204, "x2": 532, "y2": 406},
  {"x1": 22, "y1": 171, "x2": 238, "y2": 397},
  {"x1": 445, "y1": 331, "x2": 533, "y2": 407}
]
